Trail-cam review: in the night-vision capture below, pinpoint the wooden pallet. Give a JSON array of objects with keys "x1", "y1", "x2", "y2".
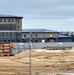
[{"x1": 0, "y1": 43, "x2": 14, "y2": 56}]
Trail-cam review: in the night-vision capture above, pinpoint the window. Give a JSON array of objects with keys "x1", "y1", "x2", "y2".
[
  {"x1": 0, "y1": 19, "x2": 2, "y2": 22},
  {"x1": 4, "y1": 40, "x2": 6, "y2": 42},
  {"x1": 4, "y1": 19, "x2": 6, "y2": 22},
  {"x1": 31, "y1": 40, "x2": 32, "y2": 42},
  {"x1": 18, "y1": 40, "x2": 20, "y2": 42},
  {"x1": 17, "y1": 32, "x2": 20, "y2": 35},
  {"x1": 0, "y1": 33, "x2": 2, "y2": 35},
  {"x1": 2, "y1": 25, "x2": 4, "y2": 29},
  {"x1": 50, "y1": 39, "x2": 54, "y2": 42},
  {"x1": 8, "y1": 25, "x2": 11, "y2": 27},
  {"x1": 24, "y1": 34, "x2": 26, "y2": 37},
  {"x1": 6, "y1": 25, "x2": 8, "y2": 27},
  {"x1": 0, "y1": 33, "x2": 1, "y2": 35},
  {"x1": 36, "y1": 40, "x2": 38, "y2": 42},
  {"x1": 0, "y1": 39, "x2": 2, "y2": 40},
  {"x1": 36, "y1": 34, "x2": 37, "y2": 37},
  {"x1": 12, "y1": 19, "x2": 14, "y2": 22},
  {"x1": 17, "y1": 19, "x2": 19, "y2": 22},
  {"x1": 4, "y1": 32, "x2": 6, "y2": 36},
  {"x1": 6, "y1": 32, "x2": 8, "y2": 35},
  {"x1": 2, "y1": 32, "x2": 4, "y2": 35},
  {"x1": 12, "y1": 32, "x2": 15, "y2": 36},
  {"x1": 24, "y1": 40, "x2": 26, "y2": 42},
  {"x1": 8, "y1": 40, "x2": 10, "y2": 42},
  {"x1": 12, "y1": 25, "x2": 15, "y2": 27},
  {"x1": 8, "y1": 19, "x2": 10, "y2": 22},
  {"x1": 22, "y1": 39, "x2": 26, "y2": 42},
  {"x1": 12, "y1": 40, "x2": 14, "y2": 42},
  {"x1": 0, "y1": 25, "x2": 2, "y2": 27},
  {"x1": 4, "y1": 25, "x2": 6, "y2": 27},
  {"x1": 18, "y1": 26, "x2": 19, "y2": 29},
  {"x1": 8, "y1": 32, "x2": 10, "y2": 36}
]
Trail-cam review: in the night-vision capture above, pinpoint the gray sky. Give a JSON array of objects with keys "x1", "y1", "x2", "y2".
[{"x1": 0, "y1": 0, "x2": 74, "y2": 31}]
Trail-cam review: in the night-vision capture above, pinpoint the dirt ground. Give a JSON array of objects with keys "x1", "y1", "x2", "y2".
[{"x1": 0, "y1": 49, "x2": 74, "y2": 75}]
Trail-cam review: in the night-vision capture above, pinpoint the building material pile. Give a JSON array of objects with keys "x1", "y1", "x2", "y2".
[
  {"x1": 0, "y1": 43, "x2": 13, "y2": 56},
  {"x1": 42, "y1": 46, "x2": 72, "y2": 50}
]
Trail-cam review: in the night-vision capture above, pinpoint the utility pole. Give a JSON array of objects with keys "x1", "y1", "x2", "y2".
[{"x1": 29, "y1": 32, "x2": 32, "y2": 75}]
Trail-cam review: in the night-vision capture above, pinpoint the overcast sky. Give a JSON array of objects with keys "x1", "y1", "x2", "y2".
[{"x1": 0, "y1": 0, "x2": 74, "y2": 31}]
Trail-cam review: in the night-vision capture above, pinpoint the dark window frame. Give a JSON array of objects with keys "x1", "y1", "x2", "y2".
[
  {"x1": 0, "y1": 19, "x2": 2, "y2": 22},
  {"x1": 4, "y1": 19, "x2": 6, "y2": 22},
  {"x1": 12, "y1": 19, "x2": 14, "y2": 22},
  {"x1": 17, "y1": 19, "x2": 19, "y2": 22},
  {"x1": 8, "y1": 19, "x2": 10, "y2": 22},
  {"x1": 4, "y1": 32, "x2": 6, "y2": 36},
  {"x1": 2, "y1": 32, "x2": 4, "y2": 36},
  {"x1": 24, "y1": 34, "x2": 26, "y2": 37},
  {"x1": 0, "y1": 32, "x2": 2, "y2": 35},
  {"x1": 36, "y1": 39, "x2": 38, "y2": 42},
  {"x1": 18, "y1": 26, "x2": 19, "y2": 29},
  {"x1": 12, "y1": 32, "x2": 15, "y2": 36},
  {"x1": 31, "y1": 39, "x2": 32, "y2": 42},
  {"x1": 8, "y1": 40, "x2": 10, "y2": 42},
  {"x1": 36, "y1": 34, "x2": 37, "y2": 37},
  {"x1": 12, "y1": 40, "x2": 14, "y2": 42},
  {"x1": 22, "y1": 39, "x2": 26, "y2": 42},
  {"x1": 8, "y1": 32, "x2": 11, "y2": 36},
  {"x1": 17, "y1": 32, "x2": 20, "y2": 35},
  {"x1": 18, "y1": 40, "x2": 20, "y2": 42},
  {"x1": 4, "y1": 40, "x2": 6, "y2": 42}
]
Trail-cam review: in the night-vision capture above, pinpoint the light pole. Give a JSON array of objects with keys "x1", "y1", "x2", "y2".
[
  {"x1": 29, "y1": 32, "x2": 32, "y2": 75},
  {"x1": 18, "y1": 43, "x2": 20, "y2": 53}
]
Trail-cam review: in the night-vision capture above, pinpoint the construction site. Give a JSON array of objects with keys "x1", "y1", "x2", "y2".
[
  {"x1": 0, "y1": 42, "x2": 73, "y2": 75},
  {"x1": 0, "y1": 48, "x2": 74, "y2": 75},
  {"x1": 0, "y1": 14, "x2": 74, "y2": 75},
  {"x1": 0, "y1": 0, "x2": 74, "y2": 74}
]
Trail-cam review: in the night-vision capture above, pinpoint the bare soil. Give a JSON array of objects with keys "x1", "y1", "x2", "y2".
[{"x1": 0, "y1": 49, "x2": 74, "y2": 75}]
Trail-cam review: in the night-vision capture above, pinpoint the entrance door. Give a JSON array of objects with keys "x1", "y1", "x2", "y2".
[
  {"x1": 47, "y1": 38, "x2": 55, "y2": 42},
  {"x1": 50, "y1": 39, "x2": 54, "y2": 42}
]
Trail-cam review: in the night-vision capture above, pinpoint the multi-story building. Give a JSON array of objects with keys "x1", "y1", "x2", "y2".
[
  {"x1": 0, "y1": 14, "x2": 72, "y2": 43},
  {"x1": 0, "y1": 14, "x2": 23, "y2": 31},
  {"x1": 0, "y1": 14, "x2": 23, "y2": 43}
]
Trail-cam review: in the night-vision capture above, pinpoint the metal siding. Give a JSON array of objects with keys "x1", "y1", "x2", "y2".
[{"x1": 59, "y1": 37, "x2": 71, "y2": 42}]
